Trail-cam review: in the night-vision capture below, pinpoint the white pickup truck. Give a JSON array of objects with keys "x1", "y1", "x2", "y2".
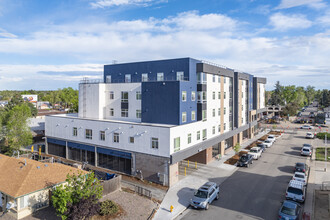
[{"x1": 248, "y1": 147, "x2": 262, "y2": 160}]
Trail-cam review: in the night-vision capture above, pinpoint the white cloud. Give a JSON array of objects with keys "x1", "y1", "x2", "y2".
[
  {"x1": 317, "y1": 10, "x2": 330, "y2": 26},
  {"x1": 275, "y1": 0, "x2": 326, "y2": 10},
  {"x1": 0, "y1": 27, "x2": 17, "y2": 38},
  {"x1": 269, "y1": 13, "x2": 312, "y2": 31},
  {"x1": 0, "y1": 11, "x2": 329, "y2": 90},
  {"x1": 90, "y1": 0, "x2": 156, "y2": 8}
]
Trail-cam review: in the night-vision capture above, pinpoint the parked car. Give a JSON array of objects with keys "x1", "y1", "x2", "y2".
[
  {"x1": 300, "y1": 147, "x2": 312, "y2": 157},
  {"x1": 303, "y1": 143, "x2": 313, "y2": 149},
  {"x1": 292, "y1": 172, "x2": 307, "y2": 186},
  {"x1": 305, "y1": 132, "x2": 315, "y2": 139},
  {"x1": 190, "y1": 182, "x2": 220, "y2": 210},
  {"x1": 295, "y1": 163, "x2": 309, "y2": 175},
  {"x1": 278, "y1": 200, "x2": 303, "y2": 220},
  {"x1": 263, "y1": 139, "x2": 273, "y2": 148},
  {"x1": 237, "y1": 154, "x2": 253, "y2": 167},
  {"x1": 285, "y1": 180, "x2": 306, "y2": 203},
  {"x1": 267, "y1": 135, "x2": 276, "y2": 143},
  {"x1": 256, "y1": 143, "x2": 266, "y2": 152},
  {"x1": 248, "y1": 147, "x2": 262, "y2": 160},
  {"x1": 300, "y1": 125, "x2": 313, "y2": 130}
]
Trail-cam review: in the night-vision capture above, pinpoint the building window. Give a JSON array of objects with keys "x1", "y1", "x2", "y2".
[
  {"x1": 224, "y1": 123, "x2": 226, "y2": 130},
  {"x1": 182, "y1": 91, "x2": 187, "y2": 102},
  {"x1": 177, "y1": 71, "x2": 184, "y2": 81},
  {"x1": 224, "y1": 92, "x2": 226, "y2": 99},
  {"x1": 136, "y1": 110, "x2": 141, "y2": 118},
  {"x1": 113, "y1": 133, "x2": 119, "y2": 143},
  {"x1": 142, "y1": 73, "x2": 148, "y2": 82},
  {"x1": 109, "y1": 108, "x2": 114, "y2": 116},
  {"x1": 121, "y1": 109, "x2": 128, "y2": 117},
  {"x1": 136, "y1": 91, "x2": 141, "y2": 100},
  {"x1": 191, "y1": 111, "x2": 196, "y2": 121},
  {"x1": 129, "y1": 137, "x2": 134, "y2": 143},
  {"x1": 109, "y1": 91, "x2": 114, "y2": 100},
  {"x1": 202, "y1": 129, "x2": 207, "y2": 140},
  {"x1": 174, "y1": 137, "x2": 180, "y2": 152},
  {"x1": 212, "y1": 109, "x2": 215, "y2": 117},
  {"x1": 241, "y1": 118, "x2": 244, "y2": 124},
  {"x1": 157, "y1": 72, "x2": 164, "y2": 81},
  {"x1": 100, "y1": 131, "x2": 105, "y2": 141},
  {"x1": 197, "y1": 131, "x2": 201, "y2": 140},
  {"x1": 218, "y1": 92, "x2": 221, "y2": 99},
  {"x1": 212, "y1": 126, "x2": 215, "y2": 134},
  {"x1": 218, "y1": 76, "x2": 221, "y2": 83},
  {"x1": 224, "y1": 107, "x2": 227, "y2": 115},
  {"x1": 85, "y1": 129, "x2": 92, "y2": 140},
  {"x1": 218, "y1": 108, "x2": 220, "y2": 116},
  {"x1": 218, "y1": 125, "x2": 221, "y2": 133},
  {"x1": 197, "y1": 72, "x2": 206, "y2": 84},
  {"x1": 188, "y1": 133, "x2": 191, "y2": 144},
  {"x1": 191, "y1": 91, "x2": 196, "y2": 101},
  {"x1": 202, "y1": 110, "x2": 207, "y2": 121},
  {"x1": 125, "y1": 74, "x2": 131, "y2": 83},
  {"x1": 213, "y1": 75, "x2": 215, "y2": 82},
  {"x1": 224, "y1": 77, "x2": 226, "y2": 83},
  {"x1": 151, "y1": 138, "x2": 159, "y2": 149},
  {"x1": 182, "y1": 112, "x2": 187, "y2": 123},
  {"x1": 213, "y1": 91, "x2": 215, "y2": 100},
  {"x1": 73, "y1": 127, "x2": 77, "y2": 136},
  {"x1": 121, "y1": 91, "x2": 128, "y2": 102},
  {"x1": 106, "y1": 75, "x2": 111, "y2": 83}
]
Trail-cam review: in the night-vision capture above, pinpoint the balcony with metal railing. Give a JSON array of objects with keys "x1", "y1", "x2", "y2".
[{"x1": 80, "y1": 76, "x2": 190, "y2": 84}]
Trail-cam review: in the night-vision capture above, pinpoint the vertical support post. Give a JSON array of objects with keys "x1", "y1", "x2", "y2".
[
  {"x1": 195, "y1": 162, "x2": 197, "y2": 169},
  {"x1": 187, "y1": 160, "x2": 189, "y2": 168},
  {"x1": 94, "y1": 146, "x2": 98, "y2": 167},
  {"x1": 184, "y1": 167, "x2": 186, "y2": 176}
]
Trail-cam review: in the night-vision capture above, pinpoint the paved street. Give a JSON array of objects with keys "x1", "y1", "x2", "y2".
[{"x1": 177, "y1": 130, "x2": 314, "y2": 220}]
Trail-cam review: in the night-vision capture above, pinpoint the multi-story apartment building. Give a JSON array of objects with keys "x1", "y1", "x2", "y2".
[{"x1": 45, "y1": 58, "x2": 266, "y2": 187}]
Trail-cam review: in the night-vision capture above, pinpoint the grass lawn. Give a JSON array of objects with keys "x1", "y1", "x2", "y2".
[{"x1": 315, "y1": 148, "x2": 330, "y2": 161}]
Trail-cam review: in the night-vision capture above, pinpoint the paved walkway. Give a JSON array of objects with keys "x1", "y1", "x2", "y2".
[{"x1": 153, "y1": 131, "x2": 267, "y2": 220}]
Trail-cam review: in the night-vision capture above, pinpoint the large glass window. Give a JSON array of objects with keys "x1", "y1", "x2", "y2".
[
  {"x1": 151, "y1": 138, "x2": 159, "y2": 149},
  {"x1": 188, "y1": 133, "x2": 191, "y2": 144},
  {"x1": 202, "y1": 129, "x2": 207, "y2": 140},
  {"x1": 218, "y1": 108, "x2": 221, "y2": 116},
  {"x1": 218, "y1": 92, "x2": 221, "y2": 99},
  {"x1": 109, "y1": 108, "x2": 114, "y2": 116},
  {"x1": 202, "y1": 110, "x2": 207, "y2": 121},
  {"x1": 85, "y1": 129, "x2": 92, "y2": 140},
  {"x1": 100, "y1": 131, "x2": 105, "y2": 141},
  {"x1": 218, "y1": 125, "x2": 221, "y2": 133},
  {"x1": 113, "y1": 133, "x2": 119, "y2": 143},
  {"x1": 109, "y1": 91, "x2": 114, "y2": 100},
  {"x1": 197, "y1": 131, "x2": 201, "y2": 140},
  {"x1": 121, "y1": 92, "x2": 128, "y2": 102},
  {"x1": 182, "y1": 91, "x2": 187, "y2": 102},
  {"x1": 73, "y1": 127, "x2": 77, "y2": 136},
  {"x1": 136, "y1": 110, "x2": 141, "y2": 118},
  {"x1": 224, "y1": 107, "x2": 227, "y2": 115},
  {"x1": 212, "y1": 126, "x2": 215, "y2": 134},
  {"x1": 197, "y1": 72, "x2": 206, "y2": 84},
  {"x1": 136, "y1": 91, "x2": 141, "y2": 100},
  {"x1": 174, "y1": 137, "x2": 180, "y2": 152},
  {"x1": 142, "y1": 73, "x2": 148, "y2": 82},
  {"x1": 125, "y1": 74, "x2": 131, "y2": 83},
  {"x1": 182, "y1": 112, "x2": 187, "y2": 123},
  {"x1": 177, "y1": 71, "x2": 184, "y2": 81},
  {"x1": 157, "y1": 72, "x2": 164, "y2": 81},
  {"x1": 121, "y1": 109, "x2": 128, "y2": 117},
  {"x1": 191, "y1": 91, "x2": 196, "y2": 101},
  {"x1": 129, "y1": 137, "x2": 134, "y2": 143},
  {"x1": 191, "y1": 111, "x2": 196, "y2": 121}
]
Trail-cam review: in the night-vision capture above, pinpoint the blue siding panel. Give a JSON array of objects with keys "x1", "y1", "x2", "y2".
[
  {"x1": 97, "y1": 147, "x2": 131, "y2": 159},
  {"x1": 47, "y1": 138, "x2": 66, "y2": 146},
  {"x1": 67, "y1": 142, "x2": 95, "y2": 152}
]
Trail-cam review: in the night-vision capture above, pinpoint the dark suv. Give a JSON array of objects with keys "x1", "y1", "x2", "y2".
[
  {"x1": 295, "y1": 163, "x2": 309, "y2": 175},
  {"x1": 237, "y1": 154, "x2": 253, "y2": 167}
]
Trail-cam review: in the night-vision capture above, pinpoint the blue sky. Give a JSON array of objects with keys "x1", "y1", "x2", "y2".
[{"x1": 0, "y1": 0, "x2": 329, "y2": 90}]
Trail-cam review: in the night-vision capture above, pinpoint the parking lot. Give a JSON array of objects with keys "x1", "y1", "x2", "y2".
[{"x1": 177, "y1": 130, "x2": 316, "y2": 220}]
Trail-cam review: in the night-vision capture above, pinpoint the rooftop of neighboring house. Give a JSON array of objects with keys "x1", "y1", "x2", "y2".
[{"x1": 0, "y1": 154, "x2": 88, "y2": 198}]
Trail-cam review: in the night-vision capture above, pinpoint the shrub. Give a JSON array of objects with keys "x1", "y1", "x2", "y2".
[
  {"x1": 99, "y1": 200, "x2": 119, "y2": 216},
  {"x1": 316, "y1": 132, "x2": 330, "y2": 140},
  {"x1": 233, "y1": 143, "x2": 241, "y2": 154}
]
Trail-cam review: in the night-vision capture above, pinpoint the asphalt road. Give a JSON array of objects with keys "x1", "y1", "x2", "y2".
[{"x1": 177, "y1": 131, "x2": 313, "y2": 220}]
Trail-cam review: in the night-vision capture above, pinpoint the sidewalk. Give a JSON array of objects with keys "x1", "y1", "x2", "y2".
[
  {"x1": 305, "y1": 138, "x2": 330, "y2": 219},
  {"x1": 153, "y1": 131, "x2": 267, "y2": 220}
]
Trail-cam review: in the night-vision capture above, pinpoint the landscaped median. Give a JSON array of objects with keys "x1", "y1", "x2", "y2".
[{"x1": 315, "y1": 147, "x2": 330, "y2": 162}]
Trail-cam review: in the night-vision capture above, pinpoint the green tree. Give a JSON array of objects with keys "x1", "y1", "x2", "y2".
[
  {"x1": 282, "y1": 85, "x2": 297, "y2": 105},
  {"x1": 4, "y1": 105, "x2": 33, "y2": 154},
  {"x1": 52, "y1": 172, "x2": 103, "y2": 220},
  {"x1": 27, "y1": 102, "x2": 38, "y2": 117},
  {"x1": 233, "y1": 143, "x2": 241, "y2": 154},
  {"x1": 270, "y1": 81, "x2": 284, "y2": 105},
  {"x1": 305, "y1": 85, "x2": 316, "y2": 104},
  {"x1": 5, "y1": 94, "x2": 24, "y2": 111}
]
